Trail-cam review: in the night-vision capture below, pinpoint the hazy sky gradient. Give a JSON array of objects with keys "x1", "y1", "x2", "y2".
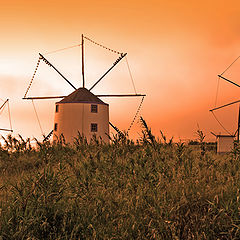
[{"x1": 1, "y1": 0, "x2": 240, "y2": 141}]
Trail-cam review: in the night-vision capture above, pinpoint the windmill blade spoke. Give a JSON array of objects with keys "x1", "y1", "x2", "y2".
[
  {"x1": 0, "y1": 99, "x2": 8, "y2": 111},
  {"x1": 96, "y1": 94, "x2": 146, "y2": 97},
  {"x1": 210, "y1": 99, "x2": 240, "y2": 112},
  {"x1": 23, "y1": 96, "x2": 66, "y2": 100},
  {"x1": 22, "y1": 94, "x2": 146, "y2": 100},
  {"x1": 218, "y1": 75, "x2": 240, "y2": 88},
  {"x1": 0, "y1": 128, "x2": 13, "y2": 132},
  {"x1": 39, "y1": 53, "x2": 77, "y2": 90},
  {"x1": 89, "y1": 53, "x2": 127, "y2": 91}
]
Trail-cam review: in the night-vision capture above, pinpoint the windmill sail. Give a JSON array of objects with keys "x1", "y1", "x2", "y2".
[{"x1": 23, "y1": 35, "x2": 146, "y2": 140}]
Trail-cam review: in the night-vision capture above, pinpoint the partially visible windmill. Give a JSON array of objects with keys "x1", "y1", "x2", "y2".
[
  {"x1": 23, "y1": 35, "x2": 146, "y2": 143},
  {"x1": 210, "y1": 56, "x2": 240, "y2": 152},
  {"x1": 0, "y1": 98, "x2": 13, "y2": 133}
]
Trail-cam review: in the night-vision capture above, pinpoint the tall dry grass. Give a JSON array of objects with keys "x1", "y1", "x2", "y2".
[{"x1": 0, "y1": 121, "x2": 239, "y2": 239}]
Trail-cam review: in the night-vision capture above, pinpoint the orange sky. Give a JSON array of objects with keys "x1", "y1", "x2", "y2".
[{"x1": 1, "y1": 0, "x2": 240, "y2": 141}]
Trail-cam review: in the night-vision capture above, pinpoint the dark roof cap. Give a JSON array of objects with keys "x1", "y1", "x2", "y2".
[{"x1": 57, "y1": 88, "x2": 108, "y2": 105}]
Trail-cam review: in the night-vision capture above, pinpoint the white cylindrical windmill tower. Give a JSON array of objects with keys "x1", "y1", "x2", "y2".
[{"x1": 53, "y1": 87, "x2": 109, "y2": 143}]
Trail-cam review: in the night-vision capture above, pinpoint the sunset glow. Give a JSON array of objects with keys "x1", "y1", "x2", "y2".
[{"x1": 1, "y1": 0, "x2": 240, "y2": 141}]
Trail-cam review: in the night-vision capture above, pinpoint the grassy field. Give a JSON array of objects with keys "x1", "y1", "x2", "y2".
[{"x1": 0, "y1": 123, "x2": 240, "y2": 239}]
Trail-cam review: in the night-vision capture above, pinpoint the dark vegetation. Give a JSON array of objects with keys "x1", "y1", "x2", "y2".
[{"x1": 0, "y1": 119, "x2": 240, "y2": 239}]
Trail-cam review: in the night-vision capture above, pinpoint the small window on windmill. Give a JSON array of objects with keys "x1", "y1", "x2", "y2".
[
  {"x1": 91, "y1": 123, "x2": 98, "y2": 132},
  {"x1": 55, "y1": 105, "x2": 59, "y2": 113},
  {"x1": 54, "y1": 123, "x2": 58, "y2": 131},
  {"x1": 91, "y1": 104, "x2": 98, "y2": 113}
]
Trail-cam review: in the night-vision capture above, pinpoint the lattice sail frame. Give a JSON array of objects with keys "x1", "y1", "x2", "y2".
[
  {"x1": 0, "y1": 99, "x2": 13, "y2": 132},
  {"x1": 210, "y1": 56, "x2": 240, "y2": 136},
  {"x1": 23, "y1": 35, "x2": 146, "y2": 135}
]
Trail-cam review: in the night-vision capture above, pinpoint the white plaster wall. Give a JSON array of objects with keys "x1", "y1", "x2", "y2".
[
  {"x1": 217, "y1": 136, "x2": 234, "y2": 153},
  {"x1": 53, "y1": 102, "x2": 109, "y2": 143}
]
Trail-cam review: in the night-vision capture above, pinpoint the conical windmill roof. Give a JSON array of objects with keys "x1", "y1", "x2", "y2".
[{"x1": 57, "y1": 87, "x2": 108, "y2": 105}]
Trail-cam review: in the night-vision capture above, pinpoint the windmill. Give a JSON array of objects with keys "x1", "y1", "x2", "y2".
[
  {"x1": 209, "y1": 56, "x2": 240, "y2": 153},
  {"x1": 23, "y1": 35, "x2": 146, "y2": 143}
]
